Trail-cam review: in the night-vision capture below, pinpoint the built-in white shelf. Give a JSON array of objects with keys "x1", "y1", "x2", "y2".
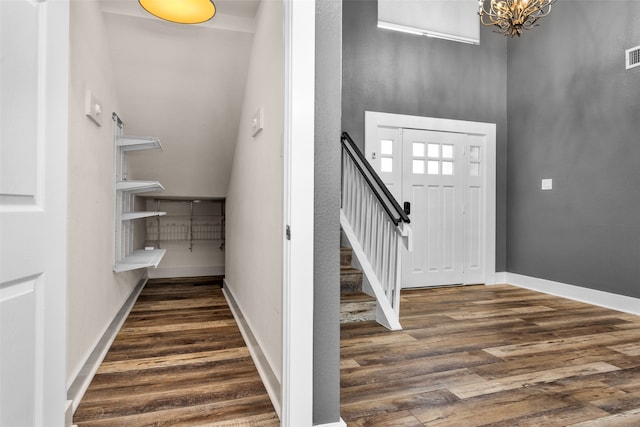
[
  {"x1": 116, "y1": 180, "x2": 164, "y2": 193},
  {"x1": 113, "y1": 114, "x2": 166, "y2": 273},
  {"x1": 113, "y1": 249, "x2": 167, "y2": 273},
  {"x1": 121, "y1": 211, "x2": 167, "y2": 221},
  {"x1": 117, "y1": 135, "x2": 162, "y2": 151}
]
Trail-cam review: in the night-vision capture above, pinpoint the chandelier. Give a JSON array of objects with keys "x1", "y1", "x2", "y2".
[{"x1": 478, "y1": 0, "x2": 556, "y2": 37}]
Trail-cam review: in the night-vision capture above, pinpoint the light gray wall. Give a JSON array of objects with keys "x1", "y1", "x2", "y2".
[
  {"x1": 342, "y1": 0, "x2": 508, "y2": 271},
  {"x1": 507, "y1": 1, "x2": 640, "y2": 298},
  {"x1": 314, "y1": 0, "x2": 342, "y2": 424}
]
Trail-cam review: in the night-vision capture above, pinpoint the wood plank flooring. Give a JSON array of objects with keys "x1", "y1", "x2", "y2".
[
  {"x1": 341, "y1": 285, "x2": 640, "y2": 426},
  {"x1": 73, "y1": 278, "x2": 279, "y2": 427},
  {"x1": 75, "y1": 280, "x2": 640, "y2": 426}
]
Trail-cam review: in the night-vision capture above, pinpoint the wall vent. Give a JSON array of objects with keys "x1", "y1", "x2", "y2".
[{"x1": 626, "y1": 45, "x2": 640, "y2": 70}]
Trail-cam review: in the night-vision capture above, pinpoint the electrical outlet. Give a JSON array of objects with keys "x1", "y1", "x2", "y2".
[{"x1": 541, "y1": 178, "x2": 553, "y2": 190}]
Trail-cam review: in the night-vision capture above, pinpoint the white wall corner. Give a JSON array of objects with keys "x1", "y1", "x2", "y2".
[{"x1": 505, "y1": 272, "x2": 640, "y2": 316}]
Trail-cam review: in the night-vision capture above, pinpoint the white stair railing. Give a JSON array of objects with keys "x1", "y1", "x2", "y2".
[{"x1": 341, "y1": 133, "x2": 412, "y2": 330}]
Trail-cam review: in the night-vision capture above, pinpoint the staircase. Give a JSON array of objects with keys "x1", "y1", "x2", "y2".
[
  {"x1": 340, "y1": 246, "x2": 376, "y2": 323},
  {"x1": 339, "y1": 132, "x2": 412, "y2": 330}
]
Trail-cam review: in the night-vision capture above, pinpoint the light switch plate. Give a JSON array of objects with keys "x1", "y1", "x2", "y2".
[
  {"x1": 541, "y1": 178, "x2": 553, "y2": 190},
  {"x1": 251, "y1": 108, "x2": 264, "y2": 137},
  {"x1": 85, "y1": 90, "x2": 103, "y2": 126}
]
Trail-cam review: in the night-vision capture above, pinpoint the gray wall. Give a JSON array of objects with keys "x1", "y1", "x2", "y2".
[
  {"x1": 314, "y1": 0, "x2": 342, "y2": 424},
  {"x1": 342, "y1": 0, "x2": 508, "y2": 271},
  {"x1": 507, "y1": 1, "x2": 640, "y2": 298}
]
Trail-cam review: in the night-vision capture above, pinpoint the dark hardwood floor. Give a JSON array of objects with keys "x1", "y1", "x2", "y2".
[
  {"x1": 73, "y1": 278, "x2": 279, "y2": 426},
  {"x1": 74, "y1": 279, "x2": 640, "y2": 426},
  {"x1": 341, "y1": 284, "x2": 640, "y2": 426}
]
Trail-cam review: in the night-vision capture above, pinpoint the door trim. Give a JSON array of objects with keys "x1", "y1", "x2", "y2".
[
  {"x1": 282, "y1": 0, "x2": 315, "y2": 425},
  {"x1": 365, "y1": 111, "x2": 497, "y2": 286}
]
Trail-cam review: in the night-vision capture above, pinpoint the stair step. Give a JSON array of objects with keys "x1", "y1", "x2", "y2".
[
  {"x1": 340, "y1": 266, "x2": 363, "y2": 293},
  {"x1": 340, "y1": 246, "x2": 353, "y2": 267},
  {"x1": 339, "y1": 246, "x2": 375, "y2": 324},
  {"x1": 340, "y1": 292, "x2": 376, "y2": 324}
]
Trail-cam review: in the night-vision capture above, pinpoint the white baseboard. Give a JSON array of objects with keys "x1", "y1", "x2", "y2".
[
  {"x1": 146, "y1": 265, "x2": 224, "y2": 279},
  {"x1": 314, "y1": 418, "x2": 347, "y2": 427},
  {"x1": 505, "y1": 272, "x2": 640, "y2": 316},
  {"x1": 492, "y1": 271, "x2": 507, "y2": 285},
  {"x1": 66, "y1": 278, "x2": 147, "y2": 414},
  {"x1": 222, "y1": 279, "x2": 282, "y2": 418}
]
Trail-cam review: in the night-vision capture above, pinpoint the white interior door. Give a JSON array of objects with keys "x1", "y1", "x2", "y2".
[
  {"x1": 401, "y1": 129, "x2": 465, "y2": 287},
  {"x1": 0, "y1": 0, "x2": 69, "y2": 424}
]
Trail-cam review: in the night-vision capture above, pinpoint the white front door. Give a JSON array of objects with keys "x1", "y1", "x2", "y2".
[
  {"x1": 0, "y1": 0, "x2": 69, "y2": 424},
  {"x1": 365, "y1": 112, "x2": 493, "y2": 289},
  {"x1": 365, "y1": 111, "x2": 496, "y2": 288},
  {"x1": 401, "y1": 129, "x2": 465, "y2": 287}
]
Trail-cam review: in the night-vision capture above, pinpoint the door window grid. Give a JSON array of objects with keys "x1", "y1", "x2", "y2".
[{"x1": 418, "y1": 142, "x2": 455, "y2": 175}]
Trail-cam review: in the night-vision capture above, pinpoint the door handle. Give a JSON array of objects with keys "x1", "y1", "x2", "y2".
[{"x1": 403, "y1": 201, "x2": 411, "y2": 216}]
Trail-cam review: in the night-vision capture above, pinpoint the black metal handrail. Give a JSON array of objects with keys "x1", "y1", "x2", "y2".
[{"x1": 341, "y1": 132, "x2": 410, "y2": 226}]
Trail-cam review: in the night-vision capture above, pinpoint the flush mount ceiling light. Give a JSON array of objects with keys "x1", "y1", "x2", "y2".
[
  {"x1": 478, "y1": 0, "x2": 556, "y2": 37},
  {"x1": 139, "y1": 0, "x2": 216, "y2": 24}
]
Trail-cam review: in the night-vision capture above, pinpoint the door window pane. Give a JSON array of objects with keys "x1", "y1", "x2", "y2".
[
  {"x1": 427, "y1": 160, "x2": 439, "y2": 175},
  {"x1": 442, "y1": 144, "x2": 454, "y2": 159},
  {"x1": 413, "y1": 142, "x2": 425, "y2": 157},
  {"x1": 442, "y1": 161, "x2": 453, "y2": 175},
  {"x1": 381, "y1": 157, "x2": 393, "y2": 172},
  {"x1": 469, "y1": 146, "x2": 480, "y2": 162},
  {"x1": 413, "y1": 159, "x2": 425, "y2": 174},
  {"x1": 381, "y1": 139, "x2": 393, "y2": 155},
  {"x1": 427, "y1": 143, "x2": 439, "y2": 158}
]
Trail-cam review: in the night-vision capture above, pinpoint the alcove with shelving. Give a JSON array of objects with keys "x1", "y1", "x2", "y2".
[{"x1": 143, "y1": 197, "x2": 225, "y2": 278}]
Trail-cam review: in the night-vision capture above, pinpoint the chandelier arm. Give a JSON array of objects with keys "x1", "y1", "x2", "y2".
[
  {"x1": 523, "y1": 4, "x2": 551, "y2": 19},
  {"x1": 478, "y1": 0, "x2": 555, "y2": 37},
  {"x1": 525, "y1": 13, "x2": 542, "y2": 25}
]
